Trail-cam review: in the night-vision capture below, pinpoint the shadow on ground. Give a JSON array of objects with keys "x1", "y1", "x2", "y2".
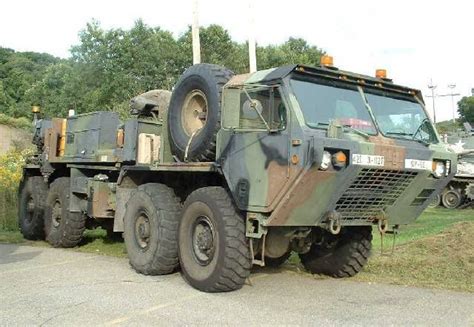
[{"x1": 0, "y1": 243, "x2": 41, "y2": 265}]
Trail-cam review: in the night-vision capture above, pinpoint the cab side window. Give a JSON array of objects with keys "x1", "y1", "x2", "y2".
[{"x1": 239, "y1": 86, "x2": 286, "y2": 130}]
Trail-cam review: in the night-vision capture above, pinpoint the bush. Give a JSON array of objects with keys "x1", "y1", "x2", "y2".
[
  {"x1": 0, "y1": 149, "x2": 31, "y2": 231},
  {"x1": 0, "y1": 113, "x2": 31, "y2": 130}
]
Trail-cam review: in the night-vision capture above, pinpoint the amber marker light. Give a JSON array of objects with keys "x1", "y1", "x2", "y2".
[
  {"x1": 291, "y1": 154, "x2": 300, "y2": 165},
  {"x1": 321, "y1": 55, "x2": 334, "y2": 67},
  {"x1": 376, "y1": 69, "x2": 387, "y2": 79},
  {"x1": 332, "y1": 151, "x2": 347, "y2": 168}
]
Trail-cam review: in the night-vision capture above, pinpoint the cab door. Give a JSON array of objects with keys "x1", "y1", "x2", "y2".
[{"x1": 218, "y1": 85, "x2": 296, "y2": 211}]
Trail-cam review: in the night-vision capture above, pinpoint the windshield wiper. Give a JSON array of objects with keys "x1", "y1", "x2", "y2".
[
  {"x1": 385, "y1": 131, "x2": 429, "y2": 146},
  {"x1": 385, "y1": 131, "x2": 413, "y2": 137},
  {"x1": 307, "y1": 122, "x2": 370, "y2": 139},
  {"x1": 342, "y1": 125, "x2": 370, "y2": 139},
  {"x1": 412, "y1": 118, "x2": 429, "y2": 141},
  {"x1": 307, "y1": 122, "x2": 329, "y2": 128},
  {"x1": 411, "y1": 118, "x2": 432, "y2": 146}
]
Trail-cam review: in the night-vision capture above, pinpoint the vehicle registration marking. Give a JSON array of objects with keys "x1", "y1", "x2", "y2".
[
  {"x1": 352, "y1": 154, "x2": 385, "y2": 167},
  {"x1": 405, "y1": 159, "x2": 432, "y2": 170}
]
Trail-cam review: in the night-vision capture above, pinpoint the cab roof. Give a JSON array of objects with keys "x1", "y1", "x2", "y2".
[{"x1": 231, "y1": 64, "x2": 423, "y2": 101}]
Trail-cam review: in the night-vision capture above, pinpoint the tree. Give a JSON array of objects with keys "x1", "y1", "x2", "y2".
[
  {"x1": 1, "y1": 22, "x2": 324, "y2": 120},
  {"x1": 0, "y1": 47, "x2": 60, "y2": 117},
  {"x1": 70, "y1": 19, "x2": 185, "y2": 114},
  {"x1": 458, "y1": 96, "x2": 474, "y2": 123},
  {"x1": 177, "y1": 25, "x2": 247, "y2": 73},
  {"x1": 258, "y1": 38, "x2": 324, "y2": 70}
]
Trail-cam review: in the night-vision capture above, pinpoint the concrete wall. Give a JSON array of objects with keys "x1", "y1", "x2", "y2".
[{"x1": 0, "y1": 125, "x2": 32, "y2": 154}]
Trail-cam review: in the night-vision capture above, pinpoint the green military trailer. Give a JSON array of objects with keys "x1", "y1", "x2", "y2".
[{"x1": 19, "y1": 59, "x2": 457, "y2": 292}]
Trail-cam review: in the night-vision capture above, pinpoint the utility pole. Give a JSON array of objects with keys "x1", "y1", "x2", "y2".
[
  {"x1": 426, "y1": 79, "x2": 437, "y2": 123},
  {"x1": 192, "y1": 0, "x2": 201, "y2": 65},
  {"x1": 438, "y1": 84, "x2": 460, "y2": 123},
  {"x1": 248, "y1": 1, "x2": 257, "y2": 73}
]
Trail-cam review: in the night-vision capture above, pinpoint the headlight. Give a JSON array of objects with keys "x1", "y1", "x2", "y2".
[
  {"x1": 432, "y1": 161, "x2": 446, "y2": 178},
  {"x1": 445, "y1": 160, "x2": 451, "y2": 176},
  {"x1": 320, "y1": 151, "x2": 332, "y2": 170}
]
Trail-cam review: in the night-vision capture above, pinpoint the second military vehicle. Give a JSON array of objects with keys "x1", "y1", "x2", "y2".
[
  {"x1": 19, "y1": 57, "x2": 456, "y2": 292},
  {"x1": 430, "y1": 123, "x2": 474, "y2": 208}
]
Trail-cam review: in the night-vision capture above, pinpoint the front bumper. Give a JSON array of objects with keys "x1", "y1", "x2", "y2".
[{"x1": 266, "y1": 141, "x2": 456, "y2": 227}]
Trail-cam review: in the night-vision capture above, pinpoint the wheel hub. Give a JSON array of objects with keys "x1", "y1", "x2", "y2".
[
  {"x1": 444, "y1": 190, "x2": 461, "y2": 208},
  {"x1": 182, "y1": 89, "x2": 208, "y2": 136},
  {"x1": 135, "y1": 214, "x2": 151, "y2": 249},
  {"x1": 192, "y1": 216, "x2": 215, "y2": 265},
  {"x1": 26, "y1": 196, "x2": 35, "y2": 222},
  {"x1": 52, "y1": 200, "x2": 62, "y2": 228}
]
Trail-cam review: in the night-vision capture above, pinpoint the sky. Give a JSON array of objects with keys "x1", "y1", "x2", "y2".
[{"x1": 1, "y1": 0, "x2": 472, "y2": 122}]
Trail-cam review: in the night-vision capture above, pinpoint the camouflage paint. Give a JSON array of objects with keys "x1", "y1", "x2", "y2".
[
  {"x1": 26, "y1": 63, "x2": 457, "y2": 231},
  {"x1": 217, "y1": 64, "x2": 457, "y2": 228}
]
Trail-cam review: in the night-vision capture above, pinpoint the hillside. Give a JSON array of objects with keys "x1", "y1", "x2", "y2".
[{"x1": 0, "y1": 124, "x2": 32, "y2": 154}]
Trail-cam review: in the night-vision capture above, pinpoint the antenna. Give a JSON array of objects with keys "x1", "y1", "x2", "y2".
[{"x1": 192, "y1": 0, "x2": 201, "y2": 65}]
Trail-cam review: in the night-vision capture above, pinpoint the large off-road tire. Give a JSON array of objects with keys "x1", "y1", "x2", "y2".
[
  {"x1": 18, "y1": 176, "x2": 48, "y2": 240},
  {"x1": 168, "y1": 64, "x2": 234, "y2": 162},
  {"x1": 178, "y1": 187, "x2": 251, "y2": 292},
  {"x1": 123, "y1": 183, "x2": 181, "y2": 275},
  {"x1": 299, "y1": 227, "x2": 372, "y2": 277},
  {"x1": 441, "y1": 189, "x2": 463, "y2": 209},
  {"x1": 44, "y1": 178, "x2": 86, "y2": 248}
]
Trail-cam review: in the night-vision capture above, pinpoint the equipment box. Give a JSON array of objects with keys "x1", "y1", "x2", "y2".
[{"x1": 64, "y1": 112, "x2": 120, "y2": 163}]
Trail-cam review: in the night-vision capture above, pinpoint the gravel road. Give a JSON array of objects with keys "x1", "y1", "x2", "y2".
[{"x1": 1, "y1": 243, "x2": 472, "y2": 326}]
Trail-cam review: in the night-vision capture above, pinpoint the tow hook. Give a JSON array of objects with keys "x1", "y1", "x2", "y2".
[
  {"x1": 326, "y1": 211, "x2": 342, "y2": 235},
  {"x1": 377, "y1": 218, "x2": 388, "y2": 234}
]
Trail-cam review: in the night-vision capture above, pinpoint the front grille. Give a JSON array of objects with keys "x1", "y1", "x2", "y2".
[{"x1": 335, "y1": 168, "x2": 418, "y2": 222}]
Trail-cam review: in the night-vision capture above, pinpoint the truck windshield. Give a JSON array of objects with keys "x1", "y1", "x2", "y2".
[
  {"x1": 290, "y1": 78, "x2": 438, "y2": 144},
  {"x1": 365, "y1": 92, "x2": 438, "y2": 144},
  {"x1": 290, "y1": 79, "x2": 377, "y2": 135}
]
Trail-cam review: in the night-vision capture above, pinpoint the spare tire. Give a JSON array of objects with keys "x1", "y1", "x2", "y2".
[{"x1": 168, "y1": 64, "x2": 234, "y2": 162}]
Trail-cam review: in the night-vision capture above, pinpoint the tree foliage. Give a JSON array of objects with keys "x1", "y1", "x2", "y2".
[
  {"x1": 0, "y1": 20, "x2": 324, "y2": 119},
  {"x1": 0, "y1": 48, "x2": 59, "y2": 117},
  {"x1": 458, "y1": 96, "x2": 474, "y2": 123}
]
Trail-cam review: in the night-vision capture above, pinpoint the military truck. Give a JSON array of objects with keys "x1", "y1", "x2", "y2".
[
  {"x1": 18, "y1": 58, "x2": 456, "y2": 292},
  {"x1": 429, "y1": 123, "x2": 474, "y2": 208}
]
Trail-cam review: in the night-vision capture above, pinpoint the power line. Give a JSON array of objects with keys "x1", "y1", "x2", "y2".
[{"x1": 438, "y1": 84, "x2": 460, "y2": 123}]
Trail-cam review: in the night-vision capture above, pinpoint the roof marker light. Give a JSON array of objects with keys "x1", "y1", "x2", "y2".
[
  {"x1": 321, "y1": 55, "x2": 334, "y2": 67},
  {"x1": 376, "y1": 69, "x2": 387, "y2": 79}
]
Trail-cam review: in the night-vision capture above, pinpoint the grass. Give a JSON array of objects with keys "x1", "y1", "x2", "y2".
[
  {"x1": 371, "y1": 207, "x2": 474, "y2": 249},
  {"x1": 0, "y1": 228, "x2": 127, "y2": 257},
  {"x1": 75, "y1": 229, "x2": 126, "y2": 257},
  {"x1": 1, "y1": 208, "x2": 473, "y2": 292},
  {"x1": 355, "y1": 220, "x2": 474, "y2": 292},
  {"x1": 287, "y1": 208, "x2": 474, "y2": 293},
  {"x1": 0, "y1": 230, "x2": 26, "y2": 243}
]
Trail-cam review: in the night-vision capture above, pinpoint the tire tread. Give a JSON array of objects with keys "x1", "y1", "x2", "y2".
[
  {"x1": 180, "y1": 187, "x2": 251, "y2": 292},
  {"x1": 300, "y1": 227, "x2": 372, "y2": 278},
  {"x1": 126, "y1": 183, "x2": 181, "y2": 275}
]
